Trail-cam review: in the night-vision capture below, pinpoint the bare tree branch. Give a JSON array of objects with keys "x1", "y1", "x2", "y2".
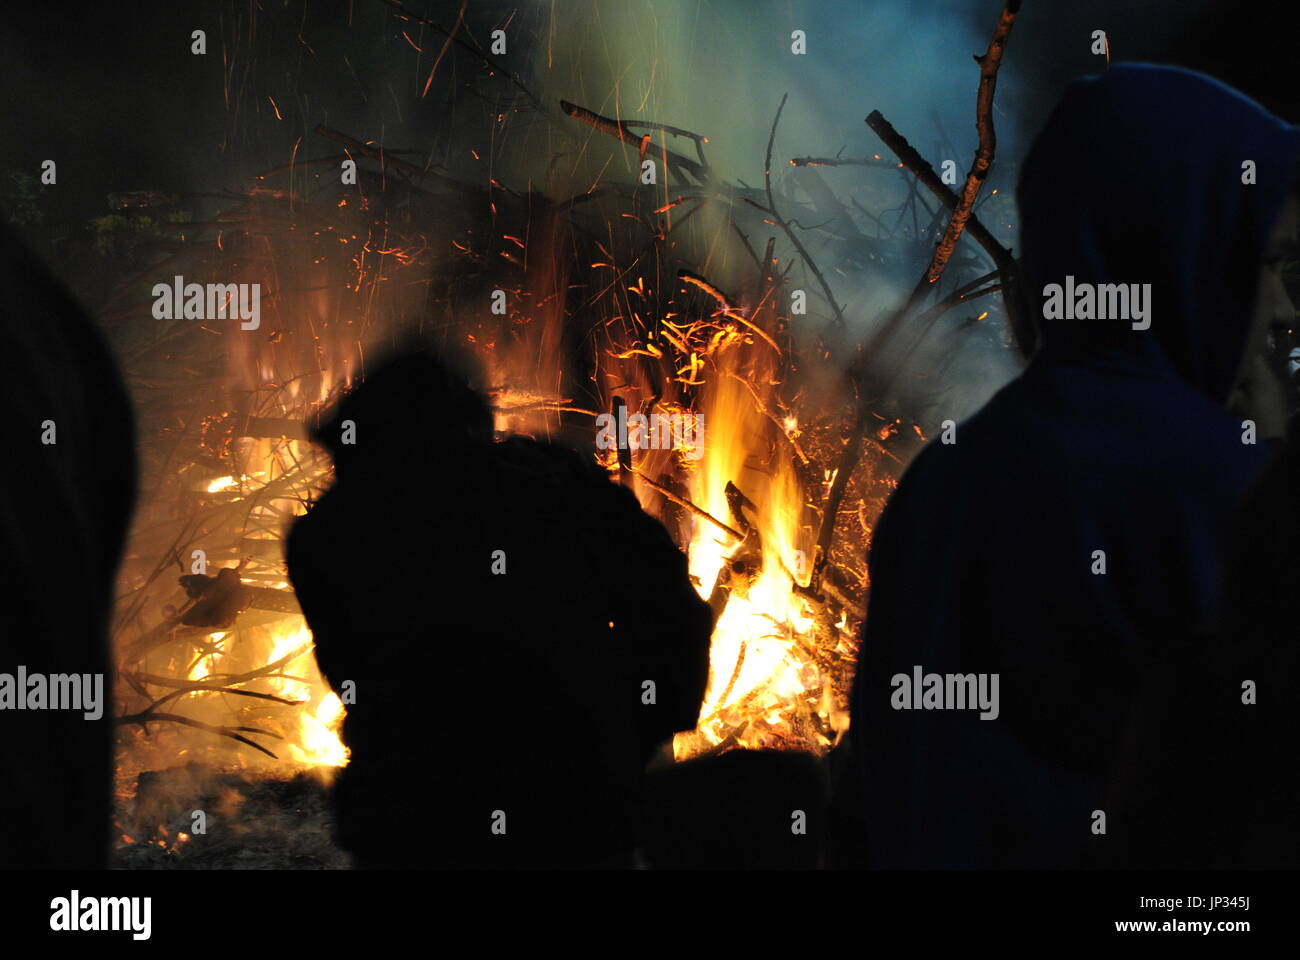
[
  {"x1": 920, "y1": 0, "x2": 1021, "y2": 288},
  {"x1": 863, "y1": 112, "x2": 1014, "y2": 286},
  {"x1": 559, "y1": 100, "x2": 709, "y2": 183},
  {"x1": 750, "y1": 94, "x2": 848, "y2": 331},
  {"x1": 790, "y1": 155, "x2": 898, "y2": 169},
  {"x1": 374, "y1": 0, "x2": 544, "y2": 112}
]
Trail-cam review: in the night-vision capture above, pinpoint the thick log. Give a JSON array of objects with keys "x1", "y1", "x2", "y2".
[
  {"x1": 234, "y1": 417, "x2": 310, "y2": 440},
  {"x1": 245, "y1": 586, "x2": 301, "y2": 615}
]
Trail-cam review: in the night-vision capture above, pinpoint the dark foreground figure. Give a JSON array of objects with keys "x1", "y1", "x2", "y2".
[
  {"x1": 851, "y1": 65, "x2": 1299, "y2": 868},
  {"x1": 640, "y1": 749, "x2": 829, "y2": 869},
  {"x1": 0, "y1": 226, "x2": 136, "y2": 868},
  {"x1": 288, "y1": 350, "x2": 712, "y2": 867},
  {"x1": 1108, "y1": 415, "x2": 1300, "y2": 867}
]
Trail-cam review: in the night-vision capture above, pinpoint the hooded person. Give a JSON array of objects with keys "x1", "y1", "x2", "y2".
[
  {"x1": 286, "y1": 346, "x2": 712, "y2": 868},
  {"x1": 1100, "y1": 411, "x2": 1300, "y2": 869},
  {"x1": 848, "y1": 65, "x2": 1300, "y2": 869}
]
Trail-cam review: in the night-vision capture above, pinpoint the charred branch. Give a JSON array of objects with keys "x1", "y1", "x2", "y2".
[
  {"x1": 115, "y1": 712, "x2": 283, "y2": 759},
  {"x1": 920, "y1": 0, "x2": 1021, "y2": 288},
  {"x1": 741, "y1": 93, "x2": 849, "y2": 332},
  {"x1": 313, "y1": 125, "x2": 473, "y2": 192},
  {"x1": 632, "y1": 469, "x2": 743, "y2": 541},
  {"x1": 559, "y1": 100, "x2": 709, "y2": 184},
  {"x1": 863, "y1": 111, "x2": 1015, "y2": 309},
  {"x1": 373, "y1": 0, "x2": 544, "y2": 112},
  {"x1": 790, "y1": 155, "x2": 899, "y2": 169}
]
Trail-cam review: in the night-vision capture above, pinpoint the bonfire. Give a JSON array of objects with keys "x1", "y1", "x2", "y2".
[{"x1": 107, "y1": 0, "x2": 1023, "y2": 865}]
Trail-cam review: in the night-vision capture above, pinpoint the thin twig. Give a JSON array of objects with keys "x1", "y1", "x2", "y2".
[
  {"x1": 137, "y1": 643, "x2": 313, "y2": 689},
  {"x1": 115, "y1": 712, "x2": 283, "y2": 759},
  {"x1": 677, "y1": 270, "x2": 782, "y2": 353},
  {"x1": 914, "y1": 282, "x2": 1002, "y2": 326},
  {"x1": 757, "y1": 95, "x2": 847, "y2": 330},
  {"x1": 726, "y1": 372, "x2": 810, "y2": 465},
  {"x1": 625, "y1": 118, "x2": 712, "y2": 172},
  {"x1": 140, "y1": 686, "x2": 303, "y2": 716},
  {"x1": 374, "y1": 0, "x2": 544, "y2": 111},
  {"x1": 789, "y1": 156, "x2": 898, "y2": 169},
  {"x1": 631, "y1": 469, "x2": 743, "y2": 541},
  {"x1": 558, "y1": 100, "x2": 709, "y2": 183},
  {"x1": 313, "y1": 125, "x2": 470, "y2": 191},
  {"x1": 812, "y1": 6, "x2": 1025, "y2": 594},
  {"x1": 864, "y1": 111, "x2": 1015, "y2": 300}
]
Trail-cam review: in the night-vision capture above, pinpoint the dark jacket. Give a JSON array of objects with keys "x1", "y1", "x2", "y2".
[
  {"x1": 850, "y1": 65, "x2": 1299, "y2": 868},
  {"x1": 287, "y1": 352, "x2": 711, "y2": 867},
  {"x1": 0, "y1": 227, "x2": 136, "y2": 868}
]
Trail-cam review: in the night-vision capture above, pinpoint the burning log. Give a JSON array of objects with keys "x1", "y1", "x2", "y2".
[
  {"x1": 175, "y1": 569, "x2": 299, "y2": 626},
  {"x1": 177, "y1": 568, "x2": 250, "y2": 628},
  {"x1": 233, "y1": 416, "x2": 311, "y2": 441},
  {"x1": 706, "y1": 481, "x2": 763, "y2": 616},
  {"x1": 243, "y1": 586, "x2": 302, "y2": 615}
]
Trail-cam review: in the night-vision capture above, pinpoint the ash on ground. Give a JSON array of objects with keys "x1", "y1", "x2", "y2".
[{"x1": 114, "y1": 764, "x2": 350, "y2": 869}]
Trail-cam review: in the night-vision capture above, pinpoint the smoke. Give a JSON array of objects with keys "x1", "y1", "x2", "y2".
[
  {"x1": 526, "y1": 0, "x2": 1017, "y2": 178},
  {"x1": 494, "y1": 1, "x2": 1018, "y2": 420},
  {"x1": 505, "y1": 0, "x2": 1234, "y2": 422},
  {"x1": 0, "y1": 0, "x2": 1251, "y2": 424}
]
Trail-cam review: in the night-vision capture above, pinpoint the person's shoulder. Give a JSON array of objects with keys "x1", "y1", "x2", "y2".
[
  {"x1": 497, "y1": 435, "x2": 625, "y2": 489},
  {"x1": 495, "y1": 434, "x2": 587, "y2": 484}
]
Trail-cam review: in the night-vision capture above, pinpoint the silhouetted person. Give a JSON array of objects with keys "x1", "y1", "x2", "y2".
[
  {"x1": 849, "y1": 65, "x2": 1300, "y2": 868},
  {"x1": 0, "y1": 225, "x2": 136, "y2": 868},
  {"x1": 639, "y1": 749, "x2": 829, "y2": 869},
  {"x1": 287, "y1": 347, "x2": 712, "y2": 868},
  {"x1": 1106, "y1": 414, "x2": 1300, "y2": 867}
]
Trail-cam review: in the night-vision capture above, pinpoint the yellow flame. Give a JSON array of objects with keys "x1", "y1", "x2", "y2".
[
  {"x1": 290, "y1": 691, "x2": 349, "y2": 767},
  {"x1": 673, "y1": 343, "x2": 842, "y2": 758},
  {"x1": 264, "y1": 620, "x2": 350, "y2": 768},
  {"x1": 186, "y1": 632, "x2": 227, "y2": 693}
]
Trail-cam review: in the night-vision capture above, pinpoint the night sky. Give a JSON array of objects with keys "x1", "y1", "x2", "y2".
[{"x1": 3, "y1": 1, "x2": 1293, "y2": 292}]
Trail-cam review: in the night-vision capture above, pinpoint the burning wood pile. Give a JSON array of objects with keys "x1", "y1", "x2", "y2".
[{"x1": 107, "y1": 0, "x2": 1022, "y2": 858}]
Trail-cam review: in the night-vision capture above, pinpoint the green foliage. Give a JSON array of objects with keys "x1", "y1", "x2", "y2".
[
  {"x1": 88, "y1": 208, "x2": 192, "y2": 259},
  {"x1": 2, "y1": 171, "x2": 45, "y2": 227}
]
